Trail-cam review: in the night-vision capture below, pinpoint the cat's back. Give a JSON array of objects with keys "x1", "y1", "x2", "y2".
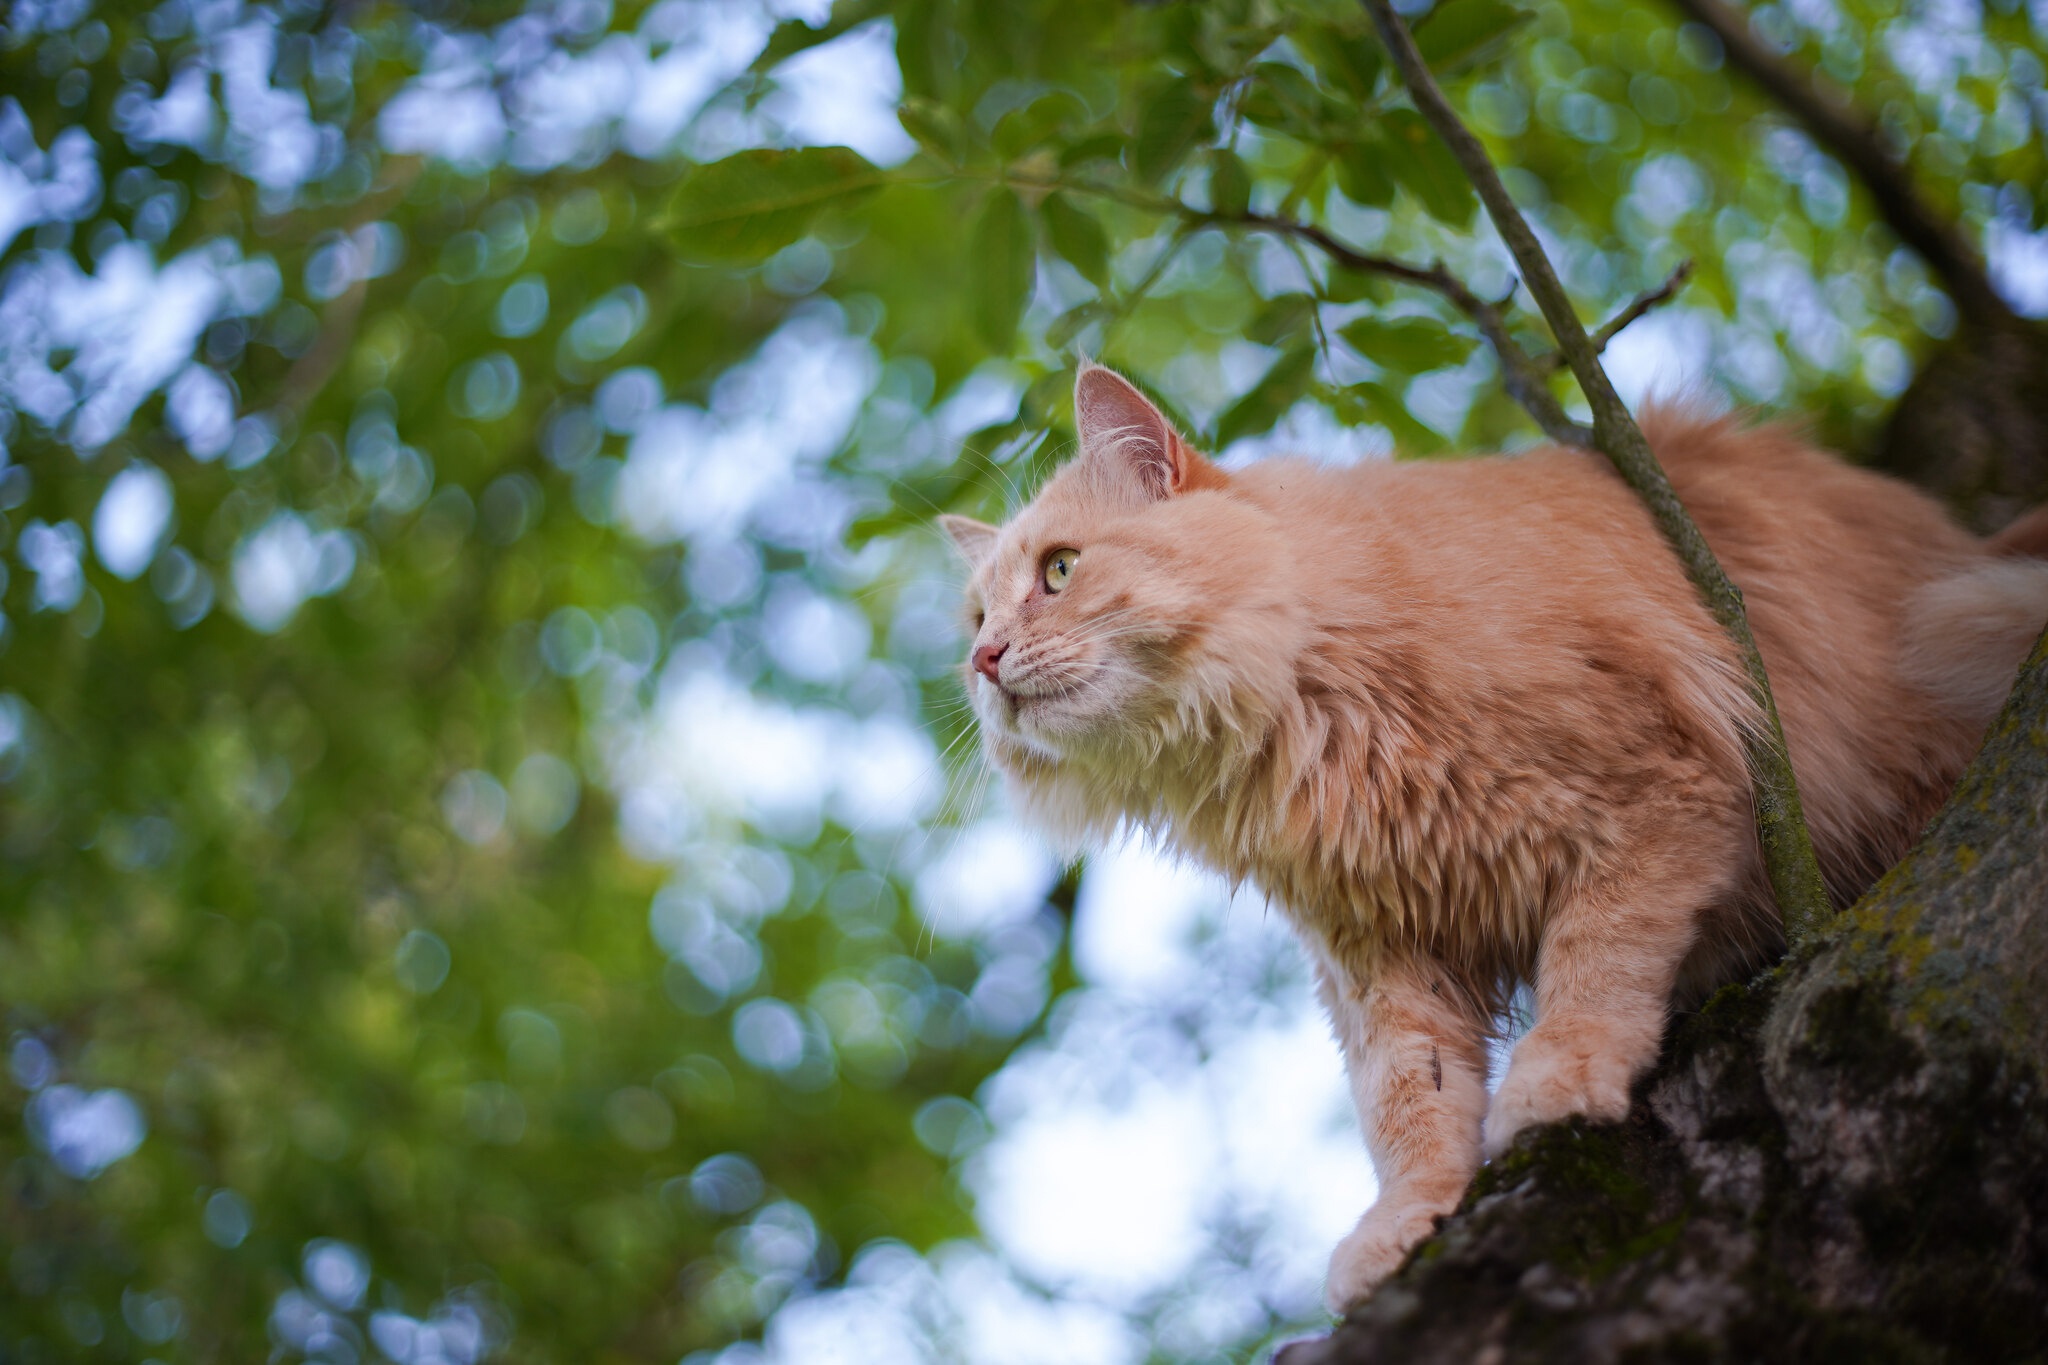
[
  {"x1": 1232, "y1": 407, "x2": 1996, "y2": 904},
  {"x1": 1231, "y1": 408, "x2": 1978, "y2": 618},
  {"x1": 1227, "y1": 435, "x2": 1711, "y2": 623}
]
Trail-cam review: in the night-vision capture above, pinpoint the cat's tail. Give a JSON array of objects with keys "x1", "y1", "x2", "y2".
[{"x1": 1901, "y1": 519, "x2": 2048, "y2": 721}]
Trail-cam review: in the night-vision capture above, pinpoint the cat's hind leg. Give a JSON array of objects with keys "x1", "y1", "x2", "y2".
[
  {"x1": 1320, "y1": 951, "x2": 1492, "y2": 1312},
  {"x1": 1482, "y1": 825, "x2": 1737, "y2": 1159}
]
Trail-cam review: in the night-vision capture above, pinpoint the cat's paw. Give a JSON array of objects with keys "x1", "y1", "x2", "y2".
[
  {"x1": 1483, "y1": 1030, "x2": 1633, "y2": 1159},
  {"x1": 1324, "y1": 1196, "x2": 1453, "y2": 1313}
]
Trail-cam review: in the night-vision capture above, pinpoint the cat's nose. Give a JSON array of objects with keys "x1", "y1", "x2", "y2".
[{"x1": 972, "y1": 641, "x2": 1007, "y2": 682}]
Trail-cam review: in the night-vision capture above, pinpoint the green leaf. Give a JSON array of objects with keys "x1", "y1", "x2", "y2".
[
  {"x1": 1333, "y1": 139, "x2": 1396, "y2": 208},
  {"x1": 1023, "y1": 369, "x2": 1074, "y2": 426},
  {"x1": 1339, "y1": 315, "x2": 1479, "y2": 374},
  {"x1": 894, "y1": 0, "x2": 948, "y2": 99},
  {"x1": 1133, "y1": 76, "x2": 1214, "y2": 185},
  {"x1": 1058, "y1": 132, "x2": 1128, "y2": 169},
  {"x1": 1241, "y1": 61, "x2": 1342, "y2": 138},
  {"x1": 1414, "y1": 0, "x2": 1532, "y2": 73},
  {"x1": 1325, "y1": 261, "x2": 1393, "y2": 305},
  {"x1": 1047, "y1": 300, "x2": 1105, "y2": 349},
  {"x1": 1207, "y1": 147, "x2": 1252, "y2": 217},
  {"x1": 752, "y1": 0, "x2": 890, "y2": 74},
  {"x1": 659, "y1": 147, "x2": 892, "y2": 262},
  {"x1": 1379, "y1": 110, "x2": 1477, "y2": 225},
  {"x1": 1041, "y1": 192, "x2": 1111, "y2": 288},
  {"x1": 1328, "y1": 381, "x2": 1447, "y2": 452},
  {"x1": 1291, "y1": 25, "x2": 1383, "y2": 102},
  {"x1": 992, "y1": 90, "x2": 1088, "y2": 159},
  {"x1": 970, "y1": 187, "x2": 1035, "y2": 351},
  {"x1": 1248, "y1": 293, "x2": 1316, "y2": 346},
  {"x1": 1216, "y1": 345, "x2": 1317, "y2": 447},
  {"x1": 898, "y1": 97, "x2": 968, "y2": 165}
]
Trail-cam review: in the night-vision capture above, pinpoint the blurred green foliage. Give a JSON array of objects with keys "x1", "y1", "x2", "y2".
[{"x1": 1, "y1": 0, "x2": 2042, "y2": 1361}]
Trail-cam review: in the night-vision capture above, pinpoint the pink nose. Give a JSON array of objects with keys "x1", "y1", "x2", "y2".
[{"x1": 972, "y1": 641, "x2": 1007, "y2": 682}]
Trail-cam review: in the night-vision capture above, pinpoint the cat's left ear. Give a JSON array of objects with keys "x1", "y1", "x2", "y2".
[
  {"x1": 939, "y1": 514, "x2": 999, "y2": 569},
  {"x1": 1074, "y1": 363, "x2": 1218, "y2": 500}
]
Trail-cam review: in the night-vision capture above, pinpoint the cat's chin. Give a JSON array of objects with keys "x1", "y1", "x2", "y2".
[{"x1": 976, "y1": 697, "x2": 1069, "y2": 763}]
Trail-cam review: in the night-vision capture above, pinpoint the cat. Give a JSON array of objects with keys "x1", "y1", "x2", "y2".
[{"x1": 940, "y1": 363, "x2": 2048, "y2": 1312}]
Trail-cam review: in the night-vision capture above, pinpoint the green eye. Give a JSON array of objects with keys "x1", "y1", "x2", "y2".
[{"x1": 1043, "y1": 548, "x2": 1079, "y2": 593}]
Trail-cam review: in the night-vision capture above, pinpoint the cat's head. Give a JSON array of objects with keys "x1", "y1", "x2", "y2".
[{"x1": 940, "y1": 365, "x2": 1304, "y2": 792}]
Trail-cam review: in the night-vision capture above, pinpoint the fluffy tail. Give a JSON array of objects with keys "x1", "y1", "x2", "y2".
[{"x1": 1902, "y1": 535, "x2": 2048, "y2": 720}]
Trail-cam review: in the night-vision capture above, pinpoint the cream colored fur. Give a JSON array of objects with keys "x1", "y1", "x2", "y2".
[{"x1": 941, "y1": 365, "x2": 2048, "y2": 1312}]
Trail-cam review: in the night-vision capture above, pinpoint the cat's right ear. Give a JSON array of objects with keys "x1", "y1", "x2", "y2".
[
  {"x1": 939, "y1": 514, "x2": 999, "y2": 570},
  {"x1": 1073, "y1": 363, "x2": 1211, "y2": 501}
]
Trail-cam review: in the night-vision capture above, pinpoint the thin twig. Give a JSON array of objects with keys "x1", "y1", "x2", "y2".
[
  {"x1": 1005, "y1": 165, "x2": 1588, "y2": 443},
  {"x1": 1360, "y1": 0, "x2": 1834, "y2": 943},
  {"x1": 1098, "y1": 223, "x2": 1195, "y2": 351},
  {"x1": 1199, "y1": 210, "x2": 1587, "y2": 445},
  {"x1": 1279, "y1": 235, "x2": 1340, "y2": 379},
  {"x1": 1537, "y1": 259, "x2": 1695, "y2": 374},
  {"x1": 1664, "y1": 0, "x2": 2011, "y2": 330}
]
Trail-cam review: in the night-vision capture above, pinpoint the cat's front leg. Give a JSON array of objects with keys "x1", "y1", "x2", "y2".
[
  {"x1": 1483, "y1": 843, "x2": 1728, "y2": 1158},
  {"x1": 1319, "y1": 953, "x2": 1491, "y2": 1313}
]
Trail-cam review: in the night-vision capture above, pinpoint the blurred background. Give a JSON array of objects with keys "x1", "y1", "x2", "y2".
[{"x1": 2, "y1": 0, "x2": 2043, "y2": 1361}]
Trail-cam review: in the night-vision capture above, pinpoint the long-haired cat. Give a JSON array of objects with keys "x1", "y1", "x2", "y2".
[{"x1": 941, "y1": 364, "x2": 2048, "y2": 1311}]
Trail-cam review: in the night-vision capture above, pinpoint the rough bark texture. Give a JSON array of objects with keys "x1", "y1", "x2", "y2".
[
  {"x1": 1876, "y1": 321, "x2": 2048, "y2": 535},
  {"x1": 1278, "y1": 626, "x2": 2048, "y2": 1364}
]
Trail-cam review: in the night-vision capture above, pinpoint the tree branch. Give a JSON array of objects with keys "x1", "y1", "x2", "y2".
[
  {"x1": 1211, "y1": 211, "x2": 1587, "y2": 445},
  {"x1": 1664, "y1": 0, "x2": 2013, "y2": 330},
  {"x1": 1009, "y1": 167, "x2": 1589, "y2": 443},
  {"x1": 1537, "y1": 259, "x2": 1694, "y2": 375},
  {"x1": 1359, "y1": 0, "x2": 1835, "y2": 944}
]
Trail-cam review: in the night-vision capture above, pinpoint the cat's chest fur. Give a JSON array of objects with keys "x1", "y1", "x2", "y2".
[{"x1": 1117, "y1": 650, "x2": 1632, "y2": 986}]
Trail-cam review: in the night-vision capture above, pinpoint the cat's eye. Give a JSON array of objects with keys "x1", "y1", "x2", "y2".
[{"x1": 1043, "y1": 548, "x2": 1080, "y2": 593}]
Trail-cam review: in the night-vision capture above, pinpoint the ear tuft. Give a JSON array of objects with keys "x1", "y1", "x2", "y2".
[
  {"x1": 939, "y1": 514, "x2": 999, "y2": 568},
  {"x1": 1074, "y1": 363, "x2": 1200, "y2": 500}
]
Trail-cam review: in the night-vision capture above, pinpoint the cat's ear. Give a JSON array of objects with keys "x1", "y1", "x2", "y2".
[
  {"x1": 1074, "y1": 363, "x2": 1210, "y2": 500},
  {"x1": 939, "y1": 514, "x2": 999, "y2": 569}
]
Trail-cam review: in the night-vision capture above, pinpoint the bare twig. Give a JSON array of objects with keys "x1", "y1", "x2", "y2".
[
  {"x1": 1664, "y1": 0, "x2": 2012, "y2": 330},
  {"x1": 1199, "y1": 210, "x2": 1588, "y2": 445},
  {"x1": 1537, "y1": 259, "x2": 1695, "y2": 375},
  {"x1": 1098, "y1": 223, "x2": 1196, "y2": 351},
  {"x1": 1360, "y1": 0, "x2": 1835, "y2": 943},
  {"x1": 1004, "y1": 164, "x2": 1589, "y2": 444}
]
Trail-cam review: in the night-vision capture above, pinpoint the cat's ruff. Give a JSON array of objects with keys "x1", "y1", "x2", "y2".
[{"x1": 942, "y1": 363, "x2": 2048, "y2": 1313}]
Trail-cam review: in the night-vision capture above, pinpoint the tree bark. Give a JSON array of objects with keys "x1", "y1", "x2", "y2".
[
  {"x1": 1876, "y1": 320, "x2": 2048, "y2": 536},
  {"x1": 1278, "y1": 625, "x2": 2048, "y2": 1364}
]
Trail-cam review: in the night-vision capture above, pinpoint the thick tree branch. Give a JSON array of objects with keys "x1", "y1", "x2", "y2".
[
  {"x1": 1536, "y1": 259, "x2": 1694, "y2": 375},
  {"x1": 1664, "y1": 0, "x2": 2013, "y2": 330},
  {"x1": 1359, "y1": 0, "x2": 1835, "y2": 943}
]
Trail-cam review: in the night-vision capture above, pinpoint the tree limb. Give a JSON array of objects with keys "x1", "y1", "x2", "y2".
[
  {"x1": 1536, "y1": 259, "x2": 1694, "y2": 375},
  {"x1": 1663, "y1": 0, "x2": 2013, "y2": 330},
  {"x1": 1359, "y1": 0, "x2": 1835, "y2": 944}
]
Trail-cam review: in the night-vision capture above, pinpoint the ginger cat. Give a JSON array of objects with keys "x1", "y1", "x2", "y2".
[{"x1": 941, "y1": 365, "x2": 2048, "y2": 1311}]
